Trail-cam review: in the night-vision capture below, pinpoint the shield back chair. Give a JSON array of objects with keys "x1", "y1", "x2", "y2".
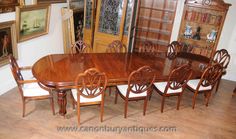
[
  {"x1": 211, "y1": 49, "x2": 230, "y2": 93},
  {"x1": 115, "y1": 66, "x2": 156, "y2": 118},
  {"x1": 153, "y1": 64, "x2": 192, "y2": 113},
  {"x1": 166, "y1": 41, "x2": 183, "y2": 59},
  {"x1": 9, "y1": 55, "x2": 55, "y2": 117},
  {"x1": 106, "y1": 40, "x2": 127, "y2": 96},
  {"x1": 139, "y1": 41, "x2": 157, "y2": 54},
  {"x1": 187, "y1": 63, "x2": 223, "y2": 109},
  {"x1": 71, "y1": 40, "x2": 92, "y2": 54},
  {"x1": 106, "y1": 40, "x2": 127, "y2": 53},
  {"x1": 71, "y1": 68, "x2": 107, "y2": 125}
]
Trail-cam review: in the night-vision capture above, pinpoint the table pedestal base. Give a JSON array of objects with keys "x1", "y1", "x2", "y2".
[{"x1": 57, "y1": 90, "x2": 67, "y2": 116}]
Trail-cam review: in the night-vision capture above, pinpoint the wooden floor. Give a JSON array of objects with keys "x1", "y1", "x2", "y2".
[{"x1": 0, "y1": 80, "x2": 236, "y2": 139}]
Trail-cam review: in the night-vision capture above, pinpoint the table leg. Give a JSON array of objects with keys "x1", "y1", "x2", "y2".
[{"x1": 57, "y1": 90, "x2": 67, "y2": 116}]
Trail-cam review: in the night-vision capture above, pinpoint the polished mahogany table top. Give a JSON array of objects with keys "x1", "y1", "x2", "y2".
[{"x1": 32, "y1": 52, "x2": 209, "y2": 89}]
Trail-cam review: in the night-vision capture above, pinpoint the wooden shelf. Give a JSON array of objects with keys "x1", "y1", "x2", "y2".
[
  {"x1": 177, "y1": 0, "x2": 231, "y2": 58},
  {"x1": 139, "y1": 16, "x2": 173, "y2": 24},
  {"x1": 136, "y1": 37, "x2": 169, "y2": 46},
  {"x1": 137, "y1": 27, "x2": 171, "y2": 35},
  {"x1": 140, "y1": 6, "x2": 175, "y2": 13}
]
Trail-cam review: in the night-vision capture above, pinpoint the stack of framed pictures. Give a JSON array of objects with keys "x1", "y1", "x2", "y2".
[{"x1": 0, "y1": 0, "x2": 67, "y2": 67}]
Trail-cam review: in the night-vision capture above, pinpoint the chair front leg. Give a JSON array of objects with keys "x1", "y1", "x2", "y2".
[
  {"x1": 161, "y1": 96, "x2": 165, "y2": 113},
  {"x1": 124, "y1": 99, "x2": 128, "y2": 118},
  {"x1": 177, "y1": 94, "x2": 182, "y2": 110},
  {"x1": 192, "y1": 92, "x2": 198, "y2": 109},
  {"x1": 115, "y1": 88, "x2": 118, "y2": 104},
  {"x1": 22, "y1": 98, "x2": 26, "y2": 117},
  {"x1": 143, "y1": 97, "x2": 148, "y2": 116},
  {"x1": 77, "y1": 105, "x2": 80, "y2": 125},
  {"x1": 100, "y1": 101, "x2": 104, "y2": 122}
]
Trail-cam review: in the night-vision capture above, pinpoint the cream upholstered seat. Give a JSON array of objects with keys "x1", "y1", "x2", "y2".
[
  {"x1": 9, "y1": 55, "x2": 55, "y2": 117},
  {"x1": 22, "y1": 82, "x2": 50, "y2": 97},
  {"x1": 153, "y1": 64, "x2": 192, "y2": 113},
  {"x1": 115, "y1": 66, "x2": 155, "y2": 118},
  {"x1": 71, "y1": 89, "x2": 102, "y2": 103},
  {"x1": 187, "y1": 79, "x2": 212, "y2": 91},
  {"x1": 116, "y1": 85, "x2": 147, "y2": 98},
  {"x1": 70, "y1": 68, "x2": 107, "y2": 125},
  {"x1": 153, "y1": 82, "x2": 183, "y2": 94},
  {"x1": 186, "y1": 64, "x2": 223, "y2": 109}
]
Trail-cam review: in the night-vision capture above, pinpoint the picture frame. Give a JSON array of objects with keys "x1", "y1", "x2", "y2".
[
  {"x1": 0, "y1": 21, "x2": 18, "y2": 67},
  {"x1": 16, "y1": 5, "x2": 51, "y2": 42},
  {"x1": 0, "y1": 0, "x2": 20, "y2": 13},
  {"x1": 37, "y1": 0, "x2": 67, "y2": 4},
  {"x1": 20, "y1": 0, "x2": 37, "y2": 6}
]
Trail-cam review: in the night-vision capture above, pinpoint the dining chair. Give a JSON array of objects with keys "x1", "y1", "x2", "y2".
[
  {"x1": 106, "y1": 40, "x2": 127, "y2": 96},
  {"x1": 153, "y1": 64, "x2": 192, "y2": 113},
  {"x1": 211, "y1": 49, "x2": 230, "y2": 93},
  {"x1": 139, "y1": 41, "x2": 157, "y2": 54},
  {"x1": 71, "y1": 40, "x2": 91, "y2": 54},
  {"x1": 106, "y1": 40, "x2": 127, "y2": 53},
  {"x1": 71, "y1": 68, "x2": 107, "y2": 125},
  {"x1": 166, "y1": 41, "x2": 182, "y2": 59},
  {"x1": 9, "y1": 55, "x2": 55, "y2": 117},
  {"x1": 187, "y1": 63, "x2": 223, "y2": 109},
  {"x1": 115, "y1": 66, "x2": 156, "y2": 118}
]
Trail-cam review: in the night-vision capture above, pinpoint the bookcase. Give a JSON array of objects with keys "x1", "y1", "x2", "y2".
[
  {"x1": 177, "y1": 0, "x2": 231, "y2": 58},
  {"x1": 134, "y1": 0, "x2": 178, "y2": 52}
]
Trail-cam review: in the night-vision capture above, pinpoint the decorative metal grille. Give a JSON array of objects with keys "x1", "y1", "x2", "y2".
[{"x1": 98, "y1": 0, "x2": 124, "y2": 35}]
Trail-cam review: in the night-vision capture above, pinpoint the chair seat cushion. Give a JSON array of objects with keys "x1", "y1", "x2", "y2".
[
  {"x1": 22, "y1": 83, "x2": 50, "y2": 97},
  {"x1": 154, "y1": 82, "x2": 183, "y2": 94},
  {"x1": 116, "y1": 85, "x2": 147, "y2": 98},
  {"x1": 187, "y1": 79, "x2": 212, "y2": 91},
  {"x1": 71, "y1": 89, "x2": 102, "y2": 103}
]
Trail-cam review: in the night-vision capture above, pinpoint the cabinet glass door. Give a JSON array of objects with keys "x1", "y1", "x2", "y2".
[
  {"x1": 93, "y1": 0, "x2": 127, "y2": 52},
  {"x1": 83, "y1": 0, "x2": 96, "y2": 47}
]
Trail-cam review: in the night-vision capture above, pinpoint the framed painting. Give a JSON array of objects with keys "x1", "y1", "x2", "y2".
[
  {"x1": 37, "y1": 0, "x2": 66, "y2": 4},
  {"x1": 0, "y1": 21, "x2": 18, "y2": 67},
  {"x1": 0, "y1": 0, "x2": 20, "y2": 13},
  {"x1": 16, "y1": 5, "x2": 51, "y2": 42}
]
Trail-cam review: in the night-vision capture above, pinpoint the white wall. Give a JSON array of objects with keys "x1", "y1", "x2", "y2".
[
  {"x1": 0, "y1": 3, "x2": 67, "y2": 95},
  {"x1": 171, "y1": 0, "x2": 236, "y2": 81}
]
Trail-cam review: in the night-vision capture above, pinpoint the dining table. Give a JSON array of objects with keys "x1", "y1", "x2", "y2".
[{"x1": 32, "y1": 52, "x2": 210, "y2": 116}]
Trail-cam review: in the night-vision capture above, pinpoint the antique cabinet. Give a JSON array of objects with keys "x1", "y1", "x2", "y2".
[
  {"x1": 177, "y1": 0, "x2": 231, "y2": 58},
  {"x1": 134, "y1": 0, "x2": 178, "y2": 52}
]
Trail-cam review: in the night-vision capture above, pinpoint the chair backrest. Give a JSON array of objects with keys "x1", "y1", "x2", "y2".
[
  {"x1": 127, "y1": 66, "x2": 156, "y2": 97},
  {"x1": 71, "y1": 40, "x2": 90, "y2": 54},
  {"x1": 212, "y1": 49, "x2": 230, "y2": 69},
  {"x1": 75, "y1": 68, "x2": 107, "y2": 102},
  {"x1": 139, "y1": 41, "x2": 156, "y2": 53},
  {"x1": 106, "y1": 40, "x2": 127, "y2": 53},
  {"x1": 9, "y1": 55, "x2": 24, "y2": 84},
  {"x1": 164, "y1": 64, "x2": 192, "y2": 94},
  {"x1": 198, "y1": 63, "x2": 223, "y2": 90},
  {"x1": 166, "y1": 41, "x2": 182, "y2": 59},
  {"x1": 9, "y1": 55, "x2": 24, "y2": 98}
]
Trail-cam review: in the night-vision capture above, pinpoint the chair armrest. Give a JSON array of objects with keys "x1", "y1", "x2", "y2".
[{"x1": 19, "y1": 66, "x2": 32, "y2": 71}]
